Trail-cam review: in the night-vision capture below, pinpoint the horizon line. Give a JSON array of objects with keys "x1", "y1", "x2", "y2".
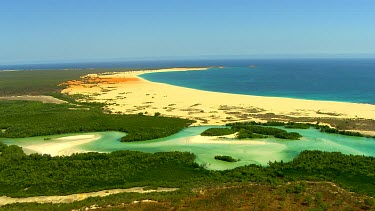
[{"x1": 1, "y1": 54, "x2": 375, "y2": 66}]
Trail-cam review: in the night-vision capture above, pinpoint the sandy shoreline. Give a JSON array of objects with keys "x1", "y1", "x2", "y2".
[{"x1": 61, "y1": 67, "x2": 375, "y2": 126}]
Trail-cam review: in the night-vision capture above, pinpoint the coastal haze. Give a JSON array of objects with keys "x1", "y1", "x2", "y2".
[{"x1": 1, "y1": 0, "x2": 375, "y2": 210}]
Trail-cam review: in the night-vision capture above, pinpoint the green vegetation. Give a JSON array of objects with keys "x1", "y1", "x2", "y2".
[
  {"x1": 1, "y1": 181, "x2": 373, "y2": 210},
  {"x1": 0, "y1": 68, "x2": 138, "y2": 96},
  {"x1": 0, "y1": 143, "x2": 374, "y2": 198},
  {"x1": 0, "y1": 143, "x2": 204, "y2": 197},
  {"x1": 0, "y1": 100, "x2": 193, "y2": 142},
  {"x1": 1, "y1": 69, "x2": 375, "y2": 210},
  {"x1": 0, "y1": 69, "x2": 196, "y2": 142},
  {"x1": 249, "y1": 112, "x2": 375, "y2": 132},
  {"x1": 285, "y1": 122, "x2": 310, "y2": 129},
  {"x1": 228, "y1": 122, "x2": 302, "y2": 140},
  {"x1": 232, "y1": 121, "x2": 309, "y2": 128},
  {"x1": 200, "y1": 128, "x2": 235, "y2": 136},
  {"x1": 227, "y1": 121, "x2": 375, "y2": 138},
  {"x1": 262, "y1": 121, "x2": 309, "y2": 129},
  {"x1": 317, "y1": 125, "x2": 368, "y2": 137},
  {"x1": 236, "y1": 129, "x2": 267, "y2": 139},
  {"x1": 201, "y1": 123, "x2": 303, "y2": 140},
  {"x1": 214, "y1": 155, "x2": 239, "y2": 162}
]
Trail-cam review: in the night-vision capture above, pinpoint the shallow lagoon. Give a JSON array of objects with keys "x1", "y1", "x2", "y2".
[{"x1": 1, "y1": 126, "x2": 375, "y2": 170}]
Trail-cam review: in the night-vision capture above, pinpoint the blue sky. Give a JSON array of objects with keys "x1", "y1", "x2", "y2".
[{"x1": 1, "y1": 0, "x2": 375, "y2": 64}]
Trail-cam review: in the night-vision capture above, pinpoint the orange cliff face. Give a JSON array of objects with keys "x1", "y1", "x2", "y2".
[
  {"x1": 59, "y1": 73, "x2": 144, "y2": 93},
  {"x1": 90, "y1": 77, "x2": 142, "y2": 83},
  {"x1": 60, "y1": 74, "x2": 142, "y2": 85}
]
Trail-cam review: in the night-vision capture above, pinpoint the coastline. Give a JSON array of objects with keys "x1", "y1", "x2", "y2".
[
  {"x1": 61, "y1": 67, "x2": 375, "y2": 127},
  {"x1": 119, "y1": 67, "x2": 209, "y2": 75}
]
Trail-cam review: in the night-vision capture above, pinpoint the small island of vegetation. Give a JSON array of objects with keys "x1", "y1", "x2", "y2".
[
  {"x1": 227, "y1": 121, "x2": 375, "y2": 138},
  {"x1": 201, "y1": 122, "x2": 302, "y2": 140},
  {"x1": 214, "y1": 155, "x2": 239, "y2": 162},
  {"x1": 200, "y1": 128, "x2": 235, "y2": 136}
]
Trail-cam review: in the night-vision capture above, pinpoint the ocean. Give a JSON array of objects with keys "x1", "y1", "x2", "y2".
[
  {"x1": 140, "y1": 59, "x2": 375, "y2": 104},
  {"x1": 2, "y1": 58, "x2": 375, "y2": 104}
]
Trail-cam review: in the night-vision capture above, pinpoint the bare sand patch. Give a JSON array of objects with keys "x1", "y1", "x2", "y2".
[
  {"x1": 55, "y1": 134, "x2": 97, "y2": 141},
  {"x1": 189, "y1": 135, "x2": 268, "y2": 145},
  {"x1": 0, "y1": 95, "x2": 67, "y2": 104},
  {"x1": 24, "y1": 134, "x2": 100, "y2": 156},
  {"x1": 61, "y1": 67, "x2": 375, "y2": 127},
  {"x1": 0, "y1": 187, "x2": 178, "y2": 206}
]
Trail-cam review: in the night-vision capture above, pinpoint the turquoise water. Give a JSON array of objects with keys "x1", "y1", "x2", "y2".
[
  {"x1": 3, "y1": 59, "x2": 375, "y2": 170},
  {"x1": 2, "y1": 126, "x2": 375, "y2": 170},
  {"x1": 140, "y1": 59, "x2": 375, "y2": 104}
]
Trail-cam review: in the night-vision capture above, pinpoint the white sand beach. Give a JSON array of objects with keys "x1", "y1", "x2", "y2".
[{"x1": 61, "y1": 67, "x2": 375, "y2": 126}]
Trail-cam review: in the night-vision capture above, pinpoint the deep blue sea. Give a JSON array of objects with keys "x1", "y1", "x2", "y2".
[
  {"x1": 140, "y1": 59, "x2": 375, "y2": 104},
  {"x1": 2, "y1": 58, "x2": 375, "y2": 104}
]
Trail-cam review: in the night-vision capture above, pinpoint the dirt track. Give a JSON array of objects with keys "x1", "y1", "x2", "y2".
[
  {"x1": 0, "y1": 187, "x2": 178, "y2": 206},
  {"x1": 0, "y1": 95, "x2": 67, "y2": 104}
]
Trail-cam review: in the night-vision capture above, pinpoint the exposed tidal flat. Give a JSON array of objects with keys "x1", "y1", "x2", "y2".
[{"x1": 2, "y1": 126, "x2": 374, "y2": 170}]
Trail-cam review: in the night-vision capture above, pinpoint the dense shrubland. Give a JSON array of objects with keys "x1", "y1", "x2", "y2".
[
  {"x1": 200, "y1": 128, "x2": 235, "y2": 136},
  {"x1": 226, "y1": 121, "x2": 375, "y2": 138},
  {"x1": 232, "y1": 124, "x2": 302, "y2": 140},
  {"x1": 1, "y1": 142, "x2": 374, "y2": 197},
  {"x1": 201, "y1": 122, "x2": 302, "y2": 140},
  {"x1": 0, "y1": 101, "x2": 193, "y2": 142},
  {"x1": 0, "y1": 143, "x2": 204, "y2": 197},
  {"x1": 214, "y1": 155, "x2": 239, "y2": 162}
]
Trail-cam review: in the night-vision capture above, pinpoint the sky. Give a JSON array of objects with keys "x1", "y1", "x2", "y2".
[{"x1": 1, "y1": 0, "x2": 375, "y2": 64}]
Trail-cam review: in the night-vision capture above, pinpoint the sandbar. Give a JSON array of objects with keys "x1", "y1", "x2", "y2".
[
  {"x1": 189, "y1": 134, "x2": 268, "y2": 145},
  {"x1": 23, "y1": 134, "x2": 100, "y2": 156}
]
